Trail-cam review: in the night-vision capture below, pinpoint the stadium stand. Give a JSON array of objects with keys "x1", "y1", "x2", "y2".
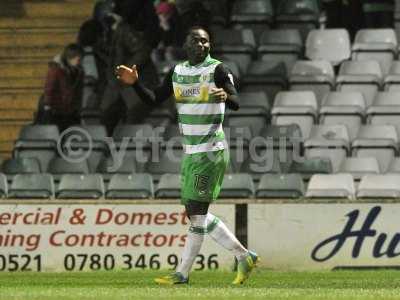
[{"x1": 2, "y1": 0, "x2": 400, "y2": 201}]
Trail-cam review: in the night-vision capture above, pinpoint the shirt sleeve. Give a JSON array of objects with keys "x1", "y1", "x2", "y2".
[
  {"x1": 132, "y1": 67, "x2": 174, "y2": 106},
  {"x1": 214, "y1": 63, "x2": 240, "y2": 111}
]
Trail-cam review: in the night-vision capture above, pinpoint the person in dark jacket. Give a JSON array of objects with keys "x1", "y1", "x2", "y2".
[
  {"x1": 43, "y1": 44, "x2": 84, "y2": 132},
  {"x1": 100, "y1": 20, "x2": 159, "y2": 135},
  {"x1": 362, "y1": 0, "x2": 394, "y2": 28}
]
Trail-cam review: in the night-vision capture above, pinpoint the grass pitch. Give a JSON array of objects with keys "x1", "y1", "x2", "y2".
[{"x1": 1, "y1": 269, "x2": 400, "y2": 300}]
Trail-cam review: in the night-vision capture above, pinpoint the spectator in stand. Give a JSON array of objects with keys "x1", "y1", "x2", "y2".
[
  {"x1": 362, "y1": 0, "x2": 394, "y2": 28},
  {"x1": 78, "y1": 19, "x2": 108, "y2": 110},
  {"x1": 155, "y1": 0, "x2": 178, "y2": 61},
  {"x1": 322, "y1": 0, "x2": 363, "y2": 39},
  {"x1": 42, "y1": 44, "x2": 84, "y2": 132}
]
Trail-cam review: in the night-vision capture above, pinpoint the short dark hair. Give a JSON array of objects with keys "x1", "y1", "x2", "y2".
[
  {"x1": 62, "y1": 43, "x2": 83, "y2": 62},
  {"x1": 186, "y1": 26, "x2": 212, "y2": 42}
]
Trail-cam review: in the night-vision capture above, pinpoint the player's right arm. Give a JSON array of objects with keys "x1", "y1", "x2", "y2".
[{"x1": 116, "y1": 64, "x2": 173, "y2": 106}]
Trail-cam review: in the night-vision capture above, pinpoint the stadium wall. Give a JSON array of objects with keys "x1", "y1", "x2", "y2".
[{"x1": 0, "y1": 199, "x2": 399, "y2": 272}]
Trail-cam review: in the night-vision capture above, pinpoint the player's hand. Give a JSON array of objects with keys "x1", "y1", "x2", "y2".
[
  {"x1": 210, "y1": 88, "x2": 228, "y2": 102},
  {"x1": 115, "y1": 65, "x2": 138, "y2": 85}
]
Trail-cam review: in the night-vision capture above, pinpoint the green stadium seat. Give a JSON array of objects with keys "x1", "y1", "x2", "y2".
[
  {"x1": 256, "y1": 174, "x2": 305, "y2": 198},
  {"x1": 155, "y1": 174, "x2": 181, "y2": 198},
  {"x1": 0, "y1": 173, "x2": 7, "y2": 198},
  {"x1": 8, "y1": 174, "x2": 54, "y2": 199},
  {"x1": 289, "y1": 157, "x2": 332, "y2": 180},
  {"x1": 106, "y1": 173, "x2": 154, "y2": 199},
  {"x1": 96, "y1": 155, "x2": 138, "y2": 182},
  {"x1": 56, "y1": 174, "x2": 104, "y2": 199},
  {"x1": 219, "y1": 173, "x2": 254, "y2": 198}
]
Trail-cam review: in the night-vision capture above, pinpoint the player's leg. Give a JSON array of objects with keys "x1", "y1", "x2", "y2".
[
  {"x1": 154, "y1": 201, "x2": 209, "y2": 285},
  {"x1": 176, "y1": 201, "x2": 210, "y2": 278},
  {"x1": 205, "y1": 150, "x2": 259, "y2": 284}
]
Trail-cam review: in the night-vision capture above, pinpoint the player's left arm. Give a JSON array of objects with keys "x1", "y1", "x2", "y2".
[{"x1": 213, "y1": 63, "x2": 240, "y2": 111}]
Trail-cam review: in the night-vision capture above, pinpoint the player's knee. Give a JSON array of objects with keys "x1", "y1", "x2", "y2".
[{"x1": 185, "y1": 201, "x2": 209, "y2": 217}]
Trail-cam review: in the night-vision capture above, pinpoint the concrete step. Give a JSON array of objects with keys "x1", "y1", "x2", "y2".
[
  {"x1": 0, "y1": 125, "x2": 22, "y2": 141},
  {"x1": 0, "y1": 29, "x2": 77, "y2": 47},
  {"x1": 0, "y1": 92, "x2": 41, "y2": 110},
  {"x1": 1, "y1": 1, "x2": 93, "y2": 19},
  {"x1": 0, "y1": 61, "x2": 48, "y2": 78},
  {"x1": 0, "y1": 110, "x2": 35, "y2": 122},
  {"x1": 0, "y1": 17, "x2": 83, "y2": 30},
  {"x1": 0, "y1": 47, "x2": 61, "y2": 61},
  {"x1": 0, "y1": 142, "x2": 14, "y2": 159},
  {"x1": 0, "y1": 77, "x2": 44, "y2": 89}
]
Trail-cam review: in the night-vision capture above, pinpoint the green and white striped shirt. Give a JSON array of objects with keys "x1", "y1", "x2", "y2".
[{"x1": 172, "y1": 55, "x2": 227, "y2": 154}]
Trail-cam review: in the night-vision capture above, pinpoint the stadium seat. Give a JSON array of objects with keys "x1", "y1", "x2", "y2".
[
  {"x1": 0, "y1": 173, "x2": 7, "y2": 198},
  {"x1": 8, "y1": 174, "x2": 54, "y2": 199},
  {"x1": 258, "y1": 124, "x2": 303, "y2": 171},
  {"x1": 47, "y1": 157, "x2": 89, "y2": 182},
  {"x1": 257, "y1": 29, "x2": 303, "y2": 72},
  {"x1": 143, "y1": 106, "x2": 175, "y2": 127},
  {"x1": 223, "y1": 60, "x2": 241, "y2": 82},
  {"x1": 13, "y1": 125, "x2": 60, "y2": 171},
  {"x1": 106, "y1": 173, "x2": 154, "y2": 199},
  {"x1": 275, "y1": 0, "x2": 321, "y2": 40},
  {"x1": 80, "y1": 108, "x2": 102, "y2": 125},
  {"x1": 306, "y1": 29, "x2": 351, "y2": 66},
  {"x1": 241, "y1": 148, "x2": 282, "y2": 181},
  {"x1": 306, "y1": 174, "x2": 355, "y2": 199},
  {"x1": 384, "y1": 61, "x2": 400, "y2": 91},
  {"x1": 272, "y1": 91, "x2": 318, "y2": 139},
  {"x1": 237, "y1": 92, "x2": 270, "y2": 113},
  {"x1": 305, "y1": 124, "x2": 351, "y2": 151},
  {"x1": 305, "y1": 148, "x2": 346, "y2": 173},
  {"x1": 319, "y1": 92, "x2": 365, "y2": 140},
  {"x1": 112, "y1": 124, "x2": 154, "y2": 165},
  {"x1": 226, "y1": 108, "x2": 269, "y2": 136},
  {"x1": 256, "y1": 173, "x2": 305, "y2": 198},
  {"x1": 96, "y1": 155, "x2": 138, "y2": 182},
  {"x1": 230, "y1": 0, "x2": 274, "y2": 40},
  {"x1": 204, "y1": 0, "x2": 229, "y2": 26},
  {"x1": 352, "y1": 29, "x2": 397, "y2": 75},
  {"x1": 155, "y1": 174, "x2": 180, "y2": 198},
  {"x1": 162, "y1": 124, "x2": 183, "y2": 149},
  {"x1": 219, "y1": 173, "x2": 254, "y2": 198},
  {"x1": 338, "y1": 157, "x2": 380, "y2": 181},
  {"x1": 386, "y1": 157, "x2": 400, "y2": 173},
  {"x1": 225, "y1": 126, "x2": 252, "y2": 172},
  {"x1": 289, "y1": 60, "x2": 335, "y2": 106},
  {"x1": 260, "y1": 124, "x2": 303, "y2": 147},
  {"x1": 145, "y1": 149, "x2": 183, "y2": 182},
  {"x1": 56, "y1": 174, "x2": 104, "y2": 199},
  {"x1": 290, "y1": 157, "x2": 332, "y2": 180},
  {"x1": 212, "y1": 28, "x2": 256, "y2": 74},
  {"x1": 241, "y1": 61, "x2": 287, "y2": 105},
  {"x1": 240, "y1": 147, "x2": 282, "y2": 180},
  {"x1": 367, "y1": 92, "x2": 400, "y2": 133},
  {"x1": 357, "y1": 174, "x2": 400, "y2": 198},
  {"x1": 352, "y1": 125, "x2": 399, "y2": 172},
  {"x1": 1, "y1": 157, "x2": 41, "y2": 182},
  {"x1": 61, "y1": 125, "x2": 108, "y2": 172},
  {"x1": 112, "y1": 124, "x2": 154, "y2": 148},
  {"x1": 336, "y1": 60, "x2": 383, "y2": 107}
]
